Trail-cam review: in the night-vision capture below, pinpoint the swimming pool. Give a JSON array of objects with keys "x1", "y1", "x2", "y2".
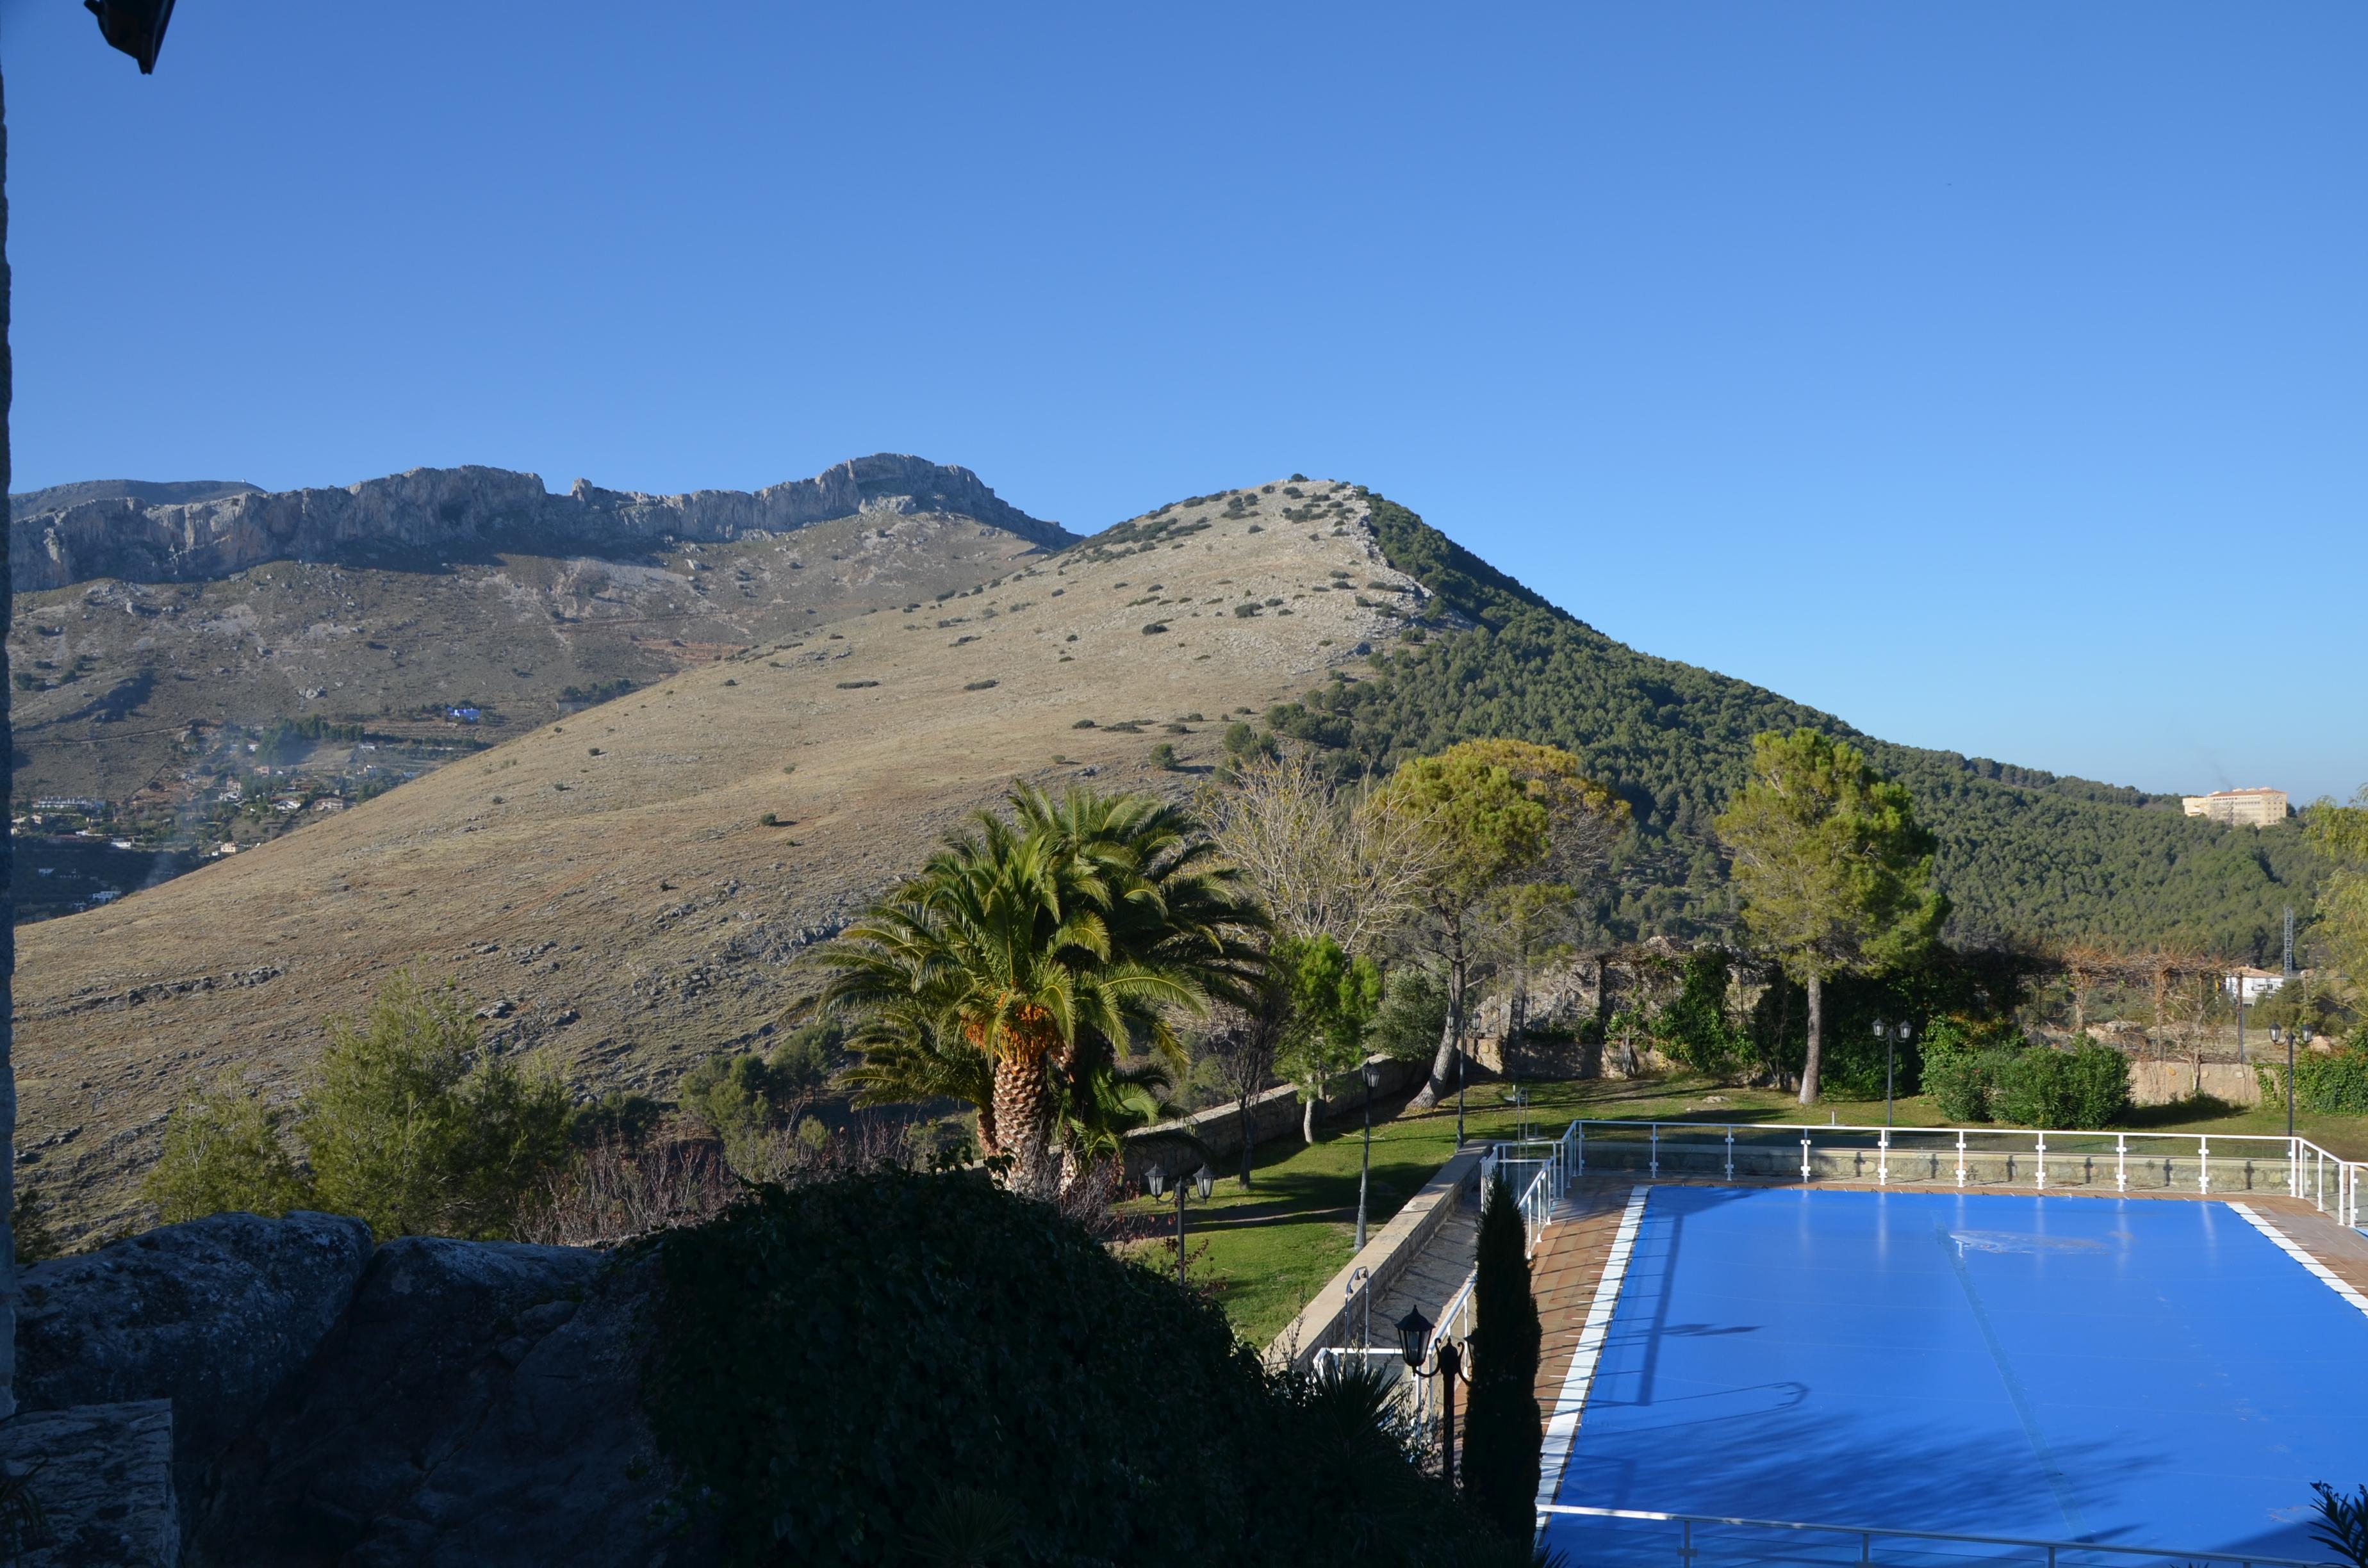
[{"x1": 1541, "y1": 1186, "x2": 2368, "y2": 1565}]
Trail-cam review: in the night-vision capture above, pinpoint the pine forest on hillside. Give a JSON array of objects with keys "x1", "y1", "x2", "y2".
[{"x1": 1265, "y1": 495, "x2": 2328, "y2": 963}]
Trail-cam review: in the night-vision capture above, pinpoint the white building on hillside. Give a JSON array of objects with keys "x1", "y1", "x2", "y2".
[
  {"x1": 2223, "y1": 966, "x2": 2288, "y2": 1004},
  {"x1": 2183, "y1": 787, "x2": 2289, "y2": 826}
]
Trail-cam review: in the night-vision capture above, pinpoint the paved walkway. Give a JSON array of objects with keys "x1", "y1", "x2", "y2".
[{"x1": 1357, "y1": 1186, "x2": 1481, "y2": 1353}]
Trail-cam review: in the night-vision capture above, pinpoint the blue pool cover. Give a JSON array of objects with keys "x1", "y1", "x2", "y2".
[{"x1": 1543, "y1": 1186, "x2": 2368, "y2": 1565}]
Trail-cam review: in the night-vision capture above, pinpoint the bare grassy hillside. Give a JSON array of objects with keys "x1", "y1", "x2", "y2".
[{"x1": 17, "y1": 480, "x2": 1418, "y2": 1234}]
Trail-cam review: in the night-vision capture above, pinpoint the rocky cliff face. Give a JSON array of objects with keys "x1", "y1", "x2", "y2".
[{"x1": 10, "y1": 453, "x2": 1070, "y2": 592}]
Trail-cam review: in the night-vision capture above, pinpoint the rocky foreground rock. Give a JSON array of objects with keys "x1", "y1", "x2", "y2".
[{"x1": 3, "y1": 1212, "x2": 693, "y2": 1565}]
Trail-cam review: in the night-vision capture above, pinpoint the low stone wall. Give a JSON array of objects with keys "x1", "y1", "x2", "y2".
[
  {"x1": 2130, "y1": 1059, "x2": 2263, "y2": 1107},
  {"x1": 1265, "y1": 1147, "x2": 1488, "y2": 1370},
  {"x1": 1123, "y1": 1054, "x2": 1423, "y2": 1184}
]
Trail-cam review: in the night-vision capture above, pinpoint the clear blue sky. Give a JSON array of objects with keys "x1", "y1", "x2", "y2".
[{"x1": 6, "y1": 4, "x2": 2362, "y2": 803}]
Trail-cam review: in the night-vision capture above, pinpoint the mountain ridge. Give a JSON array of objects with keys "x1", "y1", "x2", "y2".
[{"x1": 9, "y1": 453, "x2": 1071, "y2": 593}]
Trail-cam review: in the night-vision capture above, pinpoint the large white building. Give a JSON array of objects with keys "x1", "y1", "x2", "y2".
[{"x1": 2182, "y1": 787, "x2": 2289, "y2": 827}]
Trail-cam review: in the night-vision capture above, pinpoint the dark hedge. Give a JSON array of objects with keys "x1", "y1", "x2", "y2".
[{"x1": 642, "y1": 1170, "x2": 1529, "y2": 1567}]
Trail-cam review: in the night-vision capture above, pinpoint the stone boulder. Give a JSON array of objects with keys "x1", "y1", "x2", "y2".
[
  {"x1": 187, "y1": 1237, "x2": 695, "y2": 1567},
  {"x1": 0, "y1": 1400, "x2": 178, "y2": 1567},
  {"x1": 13, "y1": 1209, "x2": 373, "y2": 1520}
]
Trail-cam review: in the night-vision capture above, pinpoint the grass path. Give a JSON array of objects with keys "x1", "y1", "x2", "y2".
[{"x1": 1135, "y1": 1072, "x2": 2368, "y2": 1346}]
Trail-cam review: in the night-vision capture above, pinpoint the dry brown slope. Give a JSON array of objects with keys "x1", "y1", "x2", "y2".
[{"x1": 17, "y1": 480, "x2": 1424, "y2": 1234}]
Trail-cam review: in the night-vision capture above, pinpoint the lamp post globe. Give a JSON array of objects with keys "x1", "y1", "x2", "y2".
[{"x1": 1395, "y1": 1305, "x2": 1433, "y2": 1371}]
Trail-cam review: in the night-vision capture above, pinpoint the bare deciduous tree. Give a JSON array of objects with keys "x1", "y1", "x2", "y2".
[{"x1": 1201, "y1": 752, "x2": 1441, "y2": 952}]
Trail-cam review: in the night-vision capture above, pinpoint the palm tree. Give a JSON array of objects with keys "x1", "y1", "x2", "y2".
[{"x1": 825, "y1": 787, "x2": 1263, "y2": 1200}]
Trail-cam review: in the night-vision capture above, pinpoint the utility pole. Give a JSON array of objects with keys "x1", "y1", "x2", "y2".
[{"x1": 2284, "y1": 906, "x2": 2296, "y2": 980}]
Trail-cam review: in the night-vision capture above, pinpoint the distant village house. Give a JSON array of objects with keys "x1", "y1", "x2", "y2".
[{"x1": 2223, "y1": 966, "x2": 2289, "y2": 1004}]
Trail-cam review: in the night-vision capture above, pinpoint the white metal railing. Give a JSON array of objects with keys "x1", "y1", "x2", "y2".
[
  {"x1": 1535, "y1": 1504, "x2": 2336, "y2": 1568},
  {"x1": 1563, "y1": 1118, "x2": 2364, "y2": 1227}
]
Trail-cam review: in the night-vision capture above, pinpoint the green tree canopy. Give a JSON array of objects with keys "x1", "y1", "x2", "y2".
[
  {"x1": 1377, "y1": 740, "x2": 1626, "y2": 1111},
  {"x1": 2307, "y1": 787, "x2": 2368, "y2": 993},
  {"x1": 1272, "y1": 933, "x2": 1383, "y2": 1141},
  {"x1": 1714, "y1": 729, "x2": 1946, "y2": 1103}
]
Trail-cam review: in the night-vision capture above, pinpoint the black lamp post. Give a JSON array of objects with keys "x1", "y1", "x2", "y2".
[
  {"x1": 1356, "y1": 1058, "x2": 1381, "y2": 1252},
  {"x1": 1146, "y1": 1164, "x2": 1215, "y2": 1289},
  {"x1": 1395, "y1": 1305, "x2": 1465, "y2": 1486},
  {"x1": 1871, "y1": 1018, "x2": 1913, "y2": 1127},
  {"x1": 2271, "y1": 1025, "x2": 2315, "y2": 1139}
]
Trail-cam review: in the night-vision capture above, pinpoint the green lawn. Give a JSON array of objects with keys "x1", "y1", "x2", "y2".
[{"x1": 1136, "y1": 1073, "x2": 2368, "y2": 1346}]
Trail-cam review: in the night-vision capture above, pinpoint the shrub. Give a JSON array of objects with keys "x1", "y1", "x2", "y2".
[
  {"x1": 2282, "y1": 1031, "x2": 2368, "y2": 1115},
  {"x1": 2062, "y1": 1036, "x2": 2132, "y2": 1128},
  {"x1": 642, "y1": 1171, "x2": 1521, "y2": 1567},
  {"x1": 1920, "y1": 1021, "x2": 2002, "y2": 1122},
  {"x1": 1141, "y1": 622, "x2": 1169, "y2": 635},
  {"x1": 1655, "y1": 949, "x2": 1747, "y2": 1077},
  {"x1": 142, "y1": 971, "x2": 574, "y2": 1239},
  {"x1": 143, "y1": 1082, "x2": 310, "y2": 1223},
  {"x1": 1990, "y1": 1037, "x2": 2127, "y2": 1129},
  {"x1": 567, "y1": 1091, "x2": 664, "y2": 1150},
  {"x1": 1992, "y1": 1047, "x2": 2074, "y2": 1129},
  {"x1": 302, "y1": 971, "x2": 572, "y2": 1240},
  {"x1": 1371, "y1": 967, "x2": 1447, "y2": 1061},
  {"x1": 1147, "y1": 742, "x2": 1181, "y2": 771}
]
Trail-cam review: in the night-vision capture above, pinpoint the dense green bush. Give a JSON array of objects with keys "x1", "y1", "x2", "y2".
[
  {"x1": 643, "y1": 1171, "x2": 1523, "y2": 1567},
  {"x1": 1653, "y1": 949, "x2": 1748, "y2": 1077},
  {"x1": 678, "y1": 1024, "x2": 848, "y2": 1164},
  {"x1": 1987, "y1": 1036, "x2": 2130, "y2": 1129},
  {"x1": 1369, "y1": 966, "x2": 1447, "y2": 1061},
  {"x1": 1917, "y1": 1021, "x2": 2028, "y2": 1123},
  {"x1": 2270, "y1": 1031, "x2": 2368, "y2": 1115},
  {"x1": 142, "y1": 970, "x2": 572, "y2": 1239}
]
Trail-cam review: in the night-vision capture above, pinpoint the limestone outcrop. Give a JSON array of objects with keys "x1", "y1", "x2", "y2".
[{"x1": 10, "y1": 453, "x2": 1072, "y2": 592}]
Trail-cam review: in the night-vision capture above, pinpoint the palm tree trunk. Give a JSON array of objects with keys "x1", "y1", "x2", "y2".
[
  {"x1": 1798, "y1": 973, "x2": 1824, "y2": 1106},
  {"x1": 992, "y1": 1051, "x2": 1060, "y2": 1200}
]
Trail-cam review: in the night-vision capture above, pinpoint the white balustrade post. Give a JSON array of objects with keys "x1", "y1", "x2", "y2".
[
  {"x1": 2116, "y1": 1133, "x2": 2127, "y2": 1192},
  {"x1": 2035, "y1": 1131, "x2": 2046, "y2": 1189},
  {"x1": 1724, "y1": 1125, "x2": 1734, "y2": 1180},
  {"x1": 1955, "y1": 1129, "x2": 1966, "y2": 1188},
  {"x1": 1879, "y1": 1128, "x2": 1889, "y2": 1186},
  {"x1": 1800, "y1": 1133, "x2": 1813, "y2": 1183},
  {"x1": 1650, "y1": 1122, "x2": 1660, "y2": 1178},
  {"x1": 2199, "y1": 1135, "x2": 2210, "y2": 1195}
]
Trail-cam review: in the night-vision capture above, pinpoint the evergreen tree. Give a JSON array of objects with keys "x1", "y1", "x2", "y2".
[
  {"x1": 1715, "y1": 730, "x2": 1946, "y2": 1103},
  {"x1": 1461, "y1": 1174, "x2": 1543, "y2": 1542}
]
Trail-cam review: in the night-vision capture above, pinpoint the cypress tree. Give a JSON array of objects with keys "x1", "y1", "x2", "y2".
[{"x1": 1460, "y1": 1173, "x2": 1543, "y2": 1541}]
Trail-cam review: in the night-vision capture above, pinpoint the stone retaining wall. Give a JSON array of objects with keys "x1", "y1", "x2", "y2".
[{"x1": 1265, "y1": 1147, "x2": 1487, "y2": 1370}]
